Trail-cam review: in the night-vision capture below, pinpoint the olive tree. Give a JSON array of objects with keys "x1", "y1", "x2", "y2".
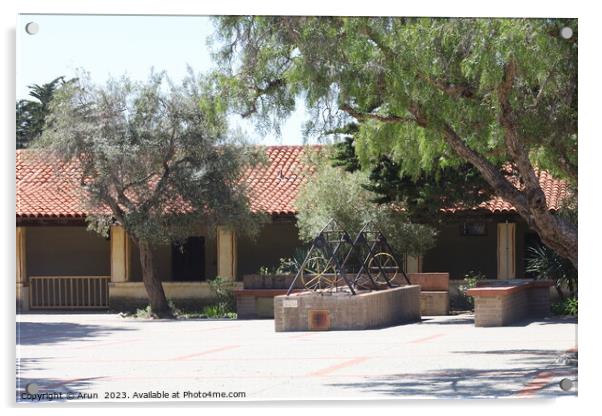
[
  {"x1": 38, "y1": 72, "x2": 264, "y2": 317},
  {"x1": 295, "y1": 150, "x2": 437, "y2": 257}
]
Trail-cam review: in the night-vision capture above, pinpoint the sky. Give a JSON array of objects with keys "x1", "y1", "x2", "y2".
[{"x1": 16, "y1": 14, "x2": 310, "y2": 145}]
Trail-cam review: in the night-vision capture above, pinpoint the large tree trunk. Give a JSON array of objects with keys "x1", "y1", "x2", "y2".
[
  {"x1": 433, "y1": 61, "x2": 578, "y2": 269},
  {"x1": 137, "y1": 239, "x2": 174, "y2": 318},
  {"x1": 441, "y1": 123, "x2": 578, "y2": 269}
]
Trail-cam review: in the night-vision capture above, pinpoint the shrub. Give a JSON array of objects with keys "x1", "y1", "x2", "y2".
[
  {"x1": 206, "y1": 276, "x2": 236, "y2": 317},
  {"x1": 131, "y1": 299, "x2": 181, "y2": 319},
  {"x1": 552, "y1": 297, "x2": 578, "y2": 316},
  {"x1": 276, "y1": 247, "x2": 312, "y2": 275},
  {"x1": 526, "y1": 244, "x2": 577, "y2": 300},
  {"x1": 454, "y1": 270, "x2": 486, "y2": 311}
]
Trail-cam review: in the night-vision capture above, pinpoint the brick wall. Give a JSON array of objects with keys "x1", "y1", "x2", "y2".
[
  {"x1": 470, "y1": 280, "x2": 552, "y2": 327},
  {"x1": 274, "y1": 285, "x2": 421, "y2": 332}
]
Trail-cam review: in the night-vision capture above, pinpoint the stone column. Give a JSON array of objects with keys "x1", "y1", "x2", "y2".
[
  {"x1": 497, "y1": 222, "x2": 516, "y2": 279},
  {"x1": 110, "y1": 225, "x2": 131, "y2": 283},
  {"x1": 217, "y1": 226, "x2": 237, "y2": 280},
  {"x1": 16, "y1": 226, "x2": 29, "y2": 311}
]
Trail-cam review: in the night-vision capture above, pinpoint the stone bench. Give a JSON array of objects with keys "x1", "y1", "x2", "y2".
[
  {"x1": 467, "y1": 279, "x2": 554, "y2": 327},
  {"x1": 407, "y1": 273, "x2": 449, "y2": 316}
]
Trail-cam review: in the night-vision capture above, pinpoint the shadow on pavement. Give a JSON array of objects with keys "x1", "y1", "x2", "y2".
[
  {"x1": 16, "y1": 358, "x2": 104, "y2": 403},
  {"x1": 327, "y1": 348, "x2": 577, "y2": 398},
  {"x1": 17, "y1": 321, "x2": 136, "y2": 346}
]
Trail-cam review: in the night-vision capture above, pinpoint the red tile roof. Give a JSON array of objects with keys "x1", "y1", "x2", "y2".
[
  {"x1": 245, "y1": 145, "x2": 317, "y2": 215},
  {"x1": 16, "y1": 146, "x2": 570, "y2": 219},
  {"x1": 16, "y1": 151, "x2": 89, "y2": 218},
  {"x1": 441, "y1": 168, "x2": 570, "y2": 214}
]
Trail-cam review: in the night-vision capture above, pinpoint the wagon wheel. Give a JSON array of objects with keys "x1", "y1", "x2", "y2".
[
  {"x1": 300, "y1": 256, "x2": 340, "y2": 291},
  {"x1": 367, "y1": 252, "x2": 398, "y2": 287}
]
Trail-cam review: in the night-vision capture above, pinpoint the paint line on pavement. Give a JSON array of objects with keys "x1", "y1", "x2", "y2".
[
  {"x1": 516, "y1": 371, "x2": 554, "y2": 397},
  {"x1": 306, "y1": 357, "x2": 369, "y2": 377},
  {"x1": 72, "y1": 338, "x2": 143, "y2": 350},
  {"x1": 407, "y1": 333, "x2": 445, "y2": 344},
  {"x1": 169, "y1": 345, "x2": 240, "y2": 361}
]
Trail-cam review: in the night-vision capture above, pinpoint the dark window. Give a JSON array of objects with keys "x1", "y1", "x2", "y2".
[
  {"x1": 460, "y1": 222, "x2": 487, "y2": 236},
  {"x1": 171, "y1": 237, "x2": 205, "y2": 281}
]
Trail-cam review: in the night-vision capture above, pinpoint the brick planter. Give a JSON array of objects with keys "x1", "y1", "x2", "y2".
[
  {"x1": 274, "y1": 285, "x2": 421, "y2": 331},
  {"x1": 467, "y1": 279, "x2": 554, "y2": 327}
]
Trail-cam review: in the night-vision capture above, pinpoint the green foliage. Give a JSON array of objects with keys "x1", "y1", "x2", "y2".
[
  {"x1": 206, "y1": 276, "x2": 236, "y2": 317},
  {"x1": 295, "y1": 150, "x2": 437, "y2": 256},
  {"x1": 36, "y1": 71, "x2": 266, "y2": 245},
  {"x1": 276, "y1": 247, "x2": 312, "y2": 275},
  {"x1": 257, "y1": 266, "x2": 276, "y2": 276},
  {"x1": 129, "y1": 299, "x2": 181, "y2": 319},
  {"x1": 16, "y1": 77, "x2": 66, "y2": 149},
  {"x1": 551, "y1": 297, "x2": 578, "y2": 316},
  {"x1": 133, "y1": 305, "x2": 153, "y2": 319},
  {"x1": 211, "y1": 17, "x2": 578, "y2": 268},
  {"x1": 526, "y1": 244, "x2": 577, "y2": 298},
  {"x1": 211, "y1": 17, "x2": 577, "y2": 183},
  {"x1": 201, "y1": 305, "x2": 237, "y2": 319},
  {"x1": 331, "y1": 138, "x2": 492, "y2": 224},
  {"x1": 455, "y1": 270, "x2": 486, "y2": 310}
]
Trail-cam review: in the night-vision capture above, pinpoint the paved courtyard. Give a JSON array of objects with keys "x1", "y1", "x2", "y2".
[{"x1": 16, "y1": 313, "x2": 577, "y2": 402}]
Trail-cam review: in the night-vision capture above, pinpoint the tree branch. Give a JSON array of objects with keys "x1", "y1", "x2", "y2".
[
  {"x1": 496, "y1": 59, "x2": 578, "y2": 264},
  {"x1": 240, "y1": 78, "x2": 286, "y2": 118},
  {"x1": 439, "y1": 122, "x2": 531, "y2": 219},
  {"x1": 339, "y1": 103, "x2": 416, "y2": 125},
  {"x1": 497, "y1": 60, "x2": 548, "y2": 213},
  {"x1": 418, "y1": 74, "x2": 477, "y2": 99}
]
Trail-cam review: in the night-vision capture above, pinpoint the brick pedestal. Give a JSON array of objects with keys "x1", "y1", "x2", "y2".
[
  {"x1": 274, "y1": 285, "x2": 421, "y2": 332},
  {"x1": 468, "y1": 280, "x2": 553, "y2": 327}
]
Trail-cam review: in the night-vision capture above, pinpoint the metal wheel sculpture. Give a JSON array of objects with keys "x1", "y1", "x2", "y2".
[
  {"x1": 287, "y1": 219, "x2": 355, "y2": 295},
  {"x1": 351, "y1": 222, "x2": 408, "y2": 290},
  {"x1": 300, "y1": 255, "x2": 339, "y2": 290},
  {"x1": 367, "y1": 252, "x2": 398, "y2": 287},
  {"x1": 287, "y1": 219, "x2": 410, "y2": 296}
]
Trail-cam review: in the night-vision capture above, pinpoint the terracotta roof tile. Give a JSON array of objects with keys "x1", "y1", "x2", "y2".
[{"x1": 16, "y1": 147, "x2": 570, "y2": 219}]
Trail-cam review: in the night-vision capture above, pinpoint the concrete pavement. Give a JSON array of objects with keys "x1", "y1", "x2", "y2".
[{"x1": 16, "y1": 313, "x2": 577, "y2": 402}]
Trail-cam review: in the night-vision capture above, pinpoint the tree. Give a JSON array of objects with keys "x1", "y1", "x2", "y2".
[
  {"x1": 331, "y1": 137, "x2": 492, "y2": 224},
  {"x1": 210, "y1": 17, "x2": 578, "y2": 268},
  {"x1": 295, "y1": 150, "x2": 437, "y2": 257},
  {"x1": 37, "y1": 72, "x2": 264, "y2": 318},
  {"x1": 16, "y1": 77, "x2": 65, "y2": 149}
]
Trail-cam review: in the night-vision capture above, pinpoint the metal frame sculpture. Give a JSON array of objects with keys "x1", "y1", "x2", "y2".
[
  {"x1": 287, "y1": 219, "x2": 357, "y2": 295},
  {"x1": 349, "y1": 222, "x2": 411, "y2": 290},
  {"x1": 286, "y1": 220, "x2": 411, "y2": 296}
]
